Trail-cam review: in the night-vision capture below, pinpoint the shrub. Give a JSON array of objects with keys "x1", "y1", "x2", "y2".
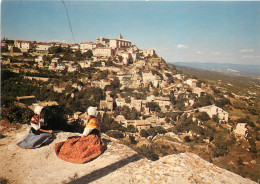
[
  {"x1": 1, "y1": 105, "x2": 33, "y2": 124},
  {"x1": 135, "y1": 145, "x2": 159, "y2": 161},
  {"x1": 140, "y1": 129, "x2": 149, "y2": 138},
  {"x1": 197, "y1": 112, "x2": 211, "y2": 121},
  {"x1": 184, "y1": 136, "x2": 191, "y2": 142},
  {"x1": 106, "y1": 130, "x2": 124, "y2": 139},
  {"x1": 126, "y1": 125, "x2": 137, "y2": 133}
]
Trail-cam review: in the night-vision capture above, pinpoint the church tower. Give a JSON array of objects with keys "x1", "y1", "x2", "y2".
[{"x1": 118, "y1": 34, "x2": 123, "y2": 39}]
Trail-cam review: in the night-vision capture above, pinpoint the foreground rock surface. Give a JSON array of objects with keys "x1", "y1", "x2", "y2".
[{"x1": 0, "y1": 124, "x2": 257, "y2": 184}]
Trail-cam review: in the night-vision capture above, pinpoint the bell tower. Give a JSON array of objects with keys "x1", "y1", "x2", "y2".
[{"x1": 118, "y1": 34, "x2": 123, "y2": 39}]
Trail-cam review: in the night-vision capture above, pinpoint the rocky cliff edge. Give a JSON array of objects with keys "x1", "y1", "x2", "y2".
[{"x1": 0, "y1": 123, "x2": 257, "y2": 184}]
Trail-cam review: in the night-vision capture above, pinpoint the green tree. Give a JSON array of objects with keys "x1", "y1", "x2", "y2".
[
  {"x1": 126, "y1": 125, "x2": 137, "y2": 133},
  {"x1": 146, "y1": 102, "x2": 161, "y2": 112},
  {"x1": 193, "y1": 94, "x2": 215, "y2": 108},
  {"x1": 135, "y1": 145, "x2": 159, "y2": 161},
  {"x1": 197, "y1": 112, "x2": 211, "y2": 121},
  {"x1": 140, "y1": 129, "x2": 149, "y2": 138},
  {"x1": 84, "y1": 50, "x2": 93, "y2": 58},
  {"x1": 106, "y1": 130, "x2": 124, "y2": 138},
  {"x1": 154, "y1": 126, "x2": 167, "y2": 134},
  {"x1": 13, "y1": 47, "x2": 21, "y2": 52},
  {"x1": 215, "y1": 97, "x2": 231, "y2": 108},
  {"x1": 48, "y1": 46, "x2": 62, "y2": 54}
]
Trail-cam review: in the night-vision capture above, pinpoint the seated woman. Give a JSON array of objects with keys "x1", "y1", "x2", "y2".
[
  {"x1": 17, "y1": 105, "x2": 54, "y2": 149},
  {"x1": 55, "y1": 106, "x2": 106, "y2": 163}
]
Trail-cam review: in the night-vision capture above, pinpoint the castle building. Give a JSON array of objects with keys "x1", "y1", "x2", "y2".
[{"x1": 96, "y1": 34, "x2": 132, "y2": 49}]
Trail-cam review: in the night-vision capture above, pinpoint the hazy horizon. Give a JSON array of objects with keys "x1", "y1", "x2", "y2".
[{"x1": 1, "y1": 1, "x2": 260, "y2": 65}]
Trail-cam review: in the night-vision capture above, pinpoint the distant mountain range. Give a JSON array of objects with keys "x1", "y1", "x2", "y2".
[{"x1": 173, "y1": 62, "x2": 260, "y2": 77}]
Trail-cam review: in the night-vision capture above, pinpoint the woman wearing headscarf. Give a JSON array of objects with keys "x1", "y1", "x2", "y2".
[
  {"x1": 17, "y1": 105, "x2": 54, "y2": 149},
  {"x1": 55, "y1": 106, "x2": 106, "y2": 163}
]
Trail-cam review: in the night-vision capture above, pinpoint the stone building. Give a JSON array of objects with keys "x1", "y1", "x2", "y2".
[
  {"x1": 234, "y1": 123, "x2": 247, "y2": 137},
  {"x1": 93, "y1": 47, "x2": 115, "y2": 57},
  {"x1": 143, "y1": 49, "x2": 155, "y2": 57},
  {"x1": 96, "y1": 34, "x2": 132, "y2": 49},
  {"x1": 185, "y1": 79, "x2": 199, "y2": 88},
  {"x1": 198, "y1": 105, "x2": 229, "y2": 122},
  {"x1": 80, "y1": 42, "x2": 97, "y2": 52},
  {"x1": 100, "y1": 97, "x2": 113, "y2": 111},
  {"x1": 14, "y1": 40, "x2": 34, "y2": 52},
  {"x1": 36, "y1": 44, "x2": 52, "y2": 52}
]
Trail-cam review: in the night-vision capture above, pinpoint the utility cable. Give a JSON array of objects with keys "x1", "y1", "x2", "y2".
[{"x1": 61, "y1": 0, "x2": 75, "y2": 43}]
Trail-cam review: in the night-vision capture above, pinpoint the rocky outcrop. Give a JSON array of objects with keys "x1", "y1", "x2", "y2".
[{"x1": 0, "y1": 125, "x2": 257, "y2": 184}]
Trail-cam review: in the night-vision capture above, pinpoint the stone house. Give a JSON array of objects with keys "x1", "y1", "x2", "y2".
[
  {"x1": 56, "y1": 64, "x2": 66, "y2": 71},
  {"x1": 192, "y1": 87, "x2": 205, "y2": 97},
  {"x1": 100, "y1": 97, "x2": 113, "y2": 111},
  {"x1": 91, "y1": 80, "x2": 111, "y2": 89},
  {"x1": 93, "y1": 47, "x2": 115, "y2": 57},
  {"x1": 145, "y1": 116, "x2": 165, "y2": 126},
  {"x1": 154, "y1": 97, "x2": 171, "y2": 112},
  {"x1": 115, "y1": 98, "x2": 126, "y2": 107},
  {"x1": 72, "y1": 83, "x2": 83, "y2": 91},
  {"x1": 52, "y1": 57, "x2": 62, "y2": 64},
  {"x1": 67, "y1": 64, "x2": 79, "y2": 73},
  {"x1": 36, "y1": 44, "x2": 52, "y2": 52},
  {"x1": 135, "y1": 120, "x2": 152, "y2": 131},
  {"x1": 96, "y1": 37, "x2": 110, "y2": 46},
  {"x1": 38, "y1": 61, "x2": 44, "y2": 68},
  {"x1": 130, "y1": 98, "x2": 145, "y2": 112},
  {"x1": 80, "y1": 42, "x2": 97, "y2": 52},
  {"x1": 124, "y1": 120, "x2": 151, "y2": 131},
  {"x1": 134, "y1": 60, "x2": 146, "y2": 68},
  {"x1": 35, "y1": 56, "x2": 45, "y2": 63},
  {"x1": 234, "y1": 123, "x2": 247, "y2": 137},
  {"x1": 79, "y1": 61, "x2": 91, "y2": 68},
  {"x1": 198, "y1": 105, "x2": 229, "y2": 122},
  {"x1": 71, "y1": 44, "x2": 80, "y2": 52},
  {"x1": 173, "y1": 74, "x2": 184, "y2": 80},
  {"x1": 117, "y1": 52, "x2": 132, "y2": 65},
  {"x1": 14, "y1": 40, "x2": 34, "y2": 52},
  {"x1": 185, "y1": 79, "x2": 199, "y2": 88},
  {"x1": 142, "y1": 72, "x2": 162, "y2": 88},
  {"x1": 114, "y1": 115, "x2": 127, "y2": 126},
  {"x1": 143, "y1": 49, "x2": 155, "y2": 57},
  {"x1": 49, "y1": 62, "x2": 57, "y2": 70},
  {"x1": 53, "y1": 84, "x2": 66, "y2": 93}
]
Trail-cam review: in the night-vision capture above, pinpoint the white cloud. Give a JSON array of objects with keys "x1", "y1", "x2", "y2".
[
  {"x1": 242, "y1": 55, "x2": 254, "y2": 59},
  {"x1": 176, "y1": 44, "x2": 189, "y2": 49},
  {"x1": 196, "y1": 51, "x2": 203, "y2": 55},
  {"x1": 211, "y1": 52, "x2": 221, "y2": 56},
  {"x1": 240, "y1": 49, "x2": 254, "y2": 53},
  {"x1": 227, "y1": 69, "x2": 239, "y2": 73}
]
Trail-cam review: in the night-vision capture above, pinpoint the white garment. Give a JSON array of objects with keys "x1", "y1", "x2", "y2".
[
  {"x1": 82, "y1": 128, "x2": 93, "y2": 136},
  {"x1": 31, "y1": 118, "x2": 45, "y2": 131}
]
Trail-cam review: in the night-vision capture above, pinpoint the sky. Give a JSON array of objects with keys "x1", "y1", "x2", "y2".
[{"x1": 1, "y1": 0, "x2": 260, "y2": 65}]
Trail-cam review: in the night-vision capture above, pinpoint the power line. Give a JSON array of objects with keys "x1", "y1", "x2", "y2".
[{"x1": 61, "y1": 0, "x2": 75, "y2": 43}]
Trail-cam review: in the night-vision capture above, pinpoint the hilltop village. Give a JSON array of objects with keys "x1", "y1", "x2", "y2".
[{"x1": 1, "y1": 35, "x2": 259, "y2": 181}]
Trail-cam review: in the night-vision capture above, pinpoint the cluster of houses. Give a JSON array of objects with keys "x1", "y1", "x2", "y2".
[
  {"x1": 2, "y1": 35, "x2": 249, "y2": 140},
  {"x1": 2, "y1": 34, "x2": 157, "y2": 74}
]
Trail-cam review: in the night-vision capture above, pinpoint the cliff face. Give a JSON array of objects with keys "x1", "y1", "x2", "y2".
[{"x1": 0, "y1": 123, "x2": 257, "y2": 184}]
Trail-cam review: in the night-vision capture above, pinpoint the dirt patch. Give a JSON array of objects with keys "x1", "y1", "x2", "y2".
[{"x1": 0, "y1": 120, "x2": 22, "y2": 135}]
